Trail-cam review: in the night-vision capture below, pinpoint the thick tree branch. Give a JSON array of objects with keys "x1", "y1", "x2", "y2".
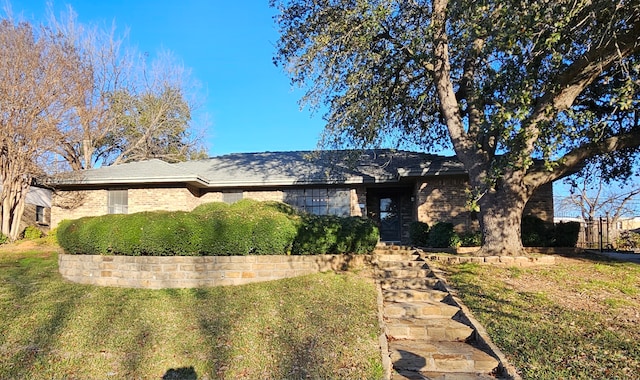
[{"x1": 526, "y1": 128, "x2": 640, "y2": 186}]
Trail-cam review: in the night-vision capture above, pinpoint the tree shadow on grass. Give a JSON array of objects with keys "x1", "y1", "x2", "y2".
[
  {"x1": 162, "y1": 366, "x2": 198, "y2": 380},
  {"x1": 2, "y1": 280, "x2": 87, "y2": 378},
  {"x1": 163, "y1": 287, "x2": 235, "y2": 379}
]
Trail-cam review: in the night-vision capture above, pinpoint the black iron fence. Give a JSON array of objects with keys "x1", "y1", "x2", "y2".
[{"x1": 576, "y1": 217, "x2": 618, "y2": 251}]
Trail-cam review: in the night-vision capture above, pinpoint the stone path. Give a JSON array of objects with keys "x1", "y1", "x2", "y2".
[{"x1": 374, "y1": 245, "x2": 508, "y2": 380}]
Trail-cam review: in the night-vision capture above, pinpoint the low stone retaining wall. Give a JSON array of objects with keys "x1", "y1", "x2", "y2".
[
  {"x1": 423, "y1": 253, "x2": 555, "y2": 266},
  {"x1": 58, "y1": 254, "x2": 371, "y2": 289}
]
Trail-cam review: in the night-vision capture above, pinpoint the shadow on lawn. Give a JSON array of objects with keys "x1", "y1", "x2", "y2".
[
  {"x1": 164, "y1": 287, "x2": 235, "y2": 379},
  {"x1": 1, "y1": 258, "x2": 87, "y2": 378},
  {"x1": 163, "y1": 366, "x2": 198, "y2": 379}
]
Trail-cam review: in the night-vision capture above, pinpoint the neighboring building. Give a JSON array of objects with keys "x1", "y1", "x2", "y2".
[
  {"x1": 49, "y1": 150, "x2": 553, "y2": 243},
  {"x1": 0, "y1": 183, "x2": 52, "y2": 235}
]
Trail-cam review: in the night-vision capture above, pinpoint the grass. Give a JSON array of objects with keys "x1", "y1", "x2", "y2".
[
  {"x1": 0, "y1": 242, "x2": 383, "y2": 379},
  {"x1": 436, "y1": 254, "x2": 640, "y2": 380}
]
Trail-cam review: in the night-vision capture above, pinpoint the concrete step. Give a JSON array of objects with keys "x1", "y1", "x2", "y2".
[
  {"x1": 390, "y1": 340, "x2": 499, "y2": 374},
  {"x1": 383, "y1": 288, "x2": 448, "y2": 303},
  {"x1": 376, "y1": 260, "x2": 428, "y2": 269},
  {"x1": 380, "y1": 268, "x2": 433, "y2": 279},
  {"x1": 392, "y1": 369, "x2": 497, "y2": 379},
  {"x1": 386, "y1": 318, "x2": 474, "y2": 341},
  {"x1": 384, "y1": 301, "x2": 460, "y2": 319},
  {"x1": 379, "y1": 277, "x2": 440, "y2": 290}
]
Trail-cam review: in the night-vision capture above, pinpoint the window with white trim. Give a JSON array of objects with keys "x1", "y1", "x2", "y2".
[
  {"x1": 35, "y1": 205, "x2": 46, "y2": 224},
  {"x1": 108, "y1": 189, "x2": 128, "y2": 214}
]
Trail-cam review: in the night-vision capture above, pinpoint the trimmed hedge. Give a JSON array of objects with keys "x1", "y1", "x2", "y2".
[
  {"x1": 57, "y1": 200, "x2": 379, "y2": 256},
  {"x1": 521, "y1": 216, "x2": 581, "y2": 247},
  {"x1": 291, "y1": 215, "x2": 379, "y2": 255}
]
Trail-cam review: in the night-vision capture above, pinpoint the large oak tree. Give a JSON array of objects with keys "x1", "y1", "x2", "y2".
[{"x1": 272, "y1": 0, "x2": 640, "y2": 255}]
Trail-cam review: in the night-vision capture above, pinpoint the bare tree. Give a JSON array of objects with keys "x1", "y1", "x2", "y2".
[
  {"x1": 47, "y1": 7, "x2": 133, "y2": 170},
  {"x1": 45, "y1": 8, "x2": 205, "y2": 170},
  {"x1": 560, "y1": 161, "x2": 640, "y2": 223},
  {"x1": 0, "y1": 17, "x2": 83, "y2": 240}
]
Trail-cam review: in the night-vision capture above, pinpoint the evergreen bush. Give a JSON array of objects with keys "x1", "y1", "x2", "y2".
[
  {"x1": 459, "y1": 231, "x2": 482, "y2": 247},
  {"x1": 521, "y1": 215, "x2": 554, "y2": 247},
  {"x1": 553, "y1": 221, "x2": 581, "y2": 247},
  {"x1": 427, "y1": 222, "x2": 458, "y2": 248},
  {"x1": 291, "y1": 214, "x2": 379, "y2": 255},
  {"x1": 22, "y1": 225, "x2": 43, "y2": 240},
  {"x1": 56, "y1": 200, "x2": 378, "y2": 256},
  {"x1": 408, "y1": 221, "x2": 429, "y2": 246}
]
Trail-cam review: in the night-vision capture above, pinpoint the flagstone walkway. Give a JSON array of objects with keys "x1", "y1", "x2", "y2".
[{"x1": 373, "y1": 244, "x2": 517, "y2": 380}]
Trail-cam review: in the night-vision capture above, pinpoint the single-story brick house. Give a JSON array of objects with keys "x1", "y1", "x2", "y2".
[{"x1": 49, "y1": 150, "x2": 553, "y2": 243}]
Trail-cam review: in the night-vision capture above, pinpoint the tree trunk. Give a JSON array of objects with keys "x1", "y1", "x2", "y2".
[{"x1": 476, "y1": 180, "x2": 531, "y2": 256}]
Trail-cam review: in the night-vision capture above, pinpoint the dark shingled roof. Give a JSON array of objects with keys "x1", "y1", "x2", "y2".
[{"x1": 51, "y1": 150, "x2": 466, "y2": 188}]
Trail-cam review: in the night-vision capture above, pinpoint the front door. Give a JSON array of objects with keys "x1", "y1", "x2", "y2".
[
  {"x1": 379, "y1": 196, "x2": 401, "y2": 242},
  {"x1": 368, "y1": 187, "x2": 414, "y2": 243}
]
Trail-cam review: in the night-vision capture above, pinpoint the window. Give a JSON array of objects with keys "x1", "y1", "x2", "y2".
[
  {"x1": 222, "y1": 191, "x2": 243, "y2": 204},
  {"x1": 285, "y1": 188, "x2": 350, "y2": 216},
  {"x1": 35, "y1": 205, "x2": 46, "y2": 224},
  {"x1": 108, "y1": 189, "x2": 128, "y2": 214}
]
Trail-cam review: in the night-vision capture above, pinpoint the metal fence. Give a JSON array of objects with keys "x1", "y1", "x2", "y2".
[{"x1": 576, "y1": 217, "x2": 619, "y2": 251}]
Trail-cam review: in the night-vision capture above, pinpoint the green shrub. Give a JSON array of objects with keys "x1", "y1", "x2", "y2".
[
  {"x1": 335, "y1": 216, "x2": 380, "y2": 254},
  {"x1": 615, "y1": 231, "x2": 640, "y2": 250},
  {"x1": 553, "y1": 222, "x2": 581, "y2": 247},
  {"x1": 293, "y1": 214, "x2": 341, "y2": 255},
  {"x1": 0, "y1": 233, "x2": 8, "y2": 245},
  {"x1": 292, "y1": 215, "x2": 379, "y2": 255},
  {"x1": 196, "y1": 200, "x2": 299, "y2": 255},
  {"x1": 459, "y1": 231, "x2": 482, "y2": 247},
  {"x1": 134, "y1": 211, "x2": 202, "y2": 255},
  {"x1": 57, "y1": 200, "x2": 378, "y2": 256},
  {"x1": 23, "y1": 226, "x2": 43, "y2": 240},
  {"x1": 427, "y1": 222, "x2": 458, "y2": 248},
  {"x1": 521, "y1": 215, "x2": 553, "y2": 247},
  {"x1": 409, "y1": 222, "x2": 429, "y2": 247}
]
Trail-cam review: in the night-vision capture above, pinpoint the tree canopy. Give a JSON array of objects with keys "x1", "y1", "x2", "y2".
[
  {"x1": 272, "y1": 0, "x2": 640, "y2": 254},
  {"x1": 0, "y1": 7, "x2": 205, "y2": 241}
]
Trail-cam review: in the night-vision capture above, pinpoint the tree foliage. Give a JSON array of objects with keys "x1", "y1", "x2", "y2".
[
  {"x1": 0, "y1": 6, "x2": 206, "y2": 241},
  {"x1": 272, "y1": 0, "x2": 640, "y2": 254}
]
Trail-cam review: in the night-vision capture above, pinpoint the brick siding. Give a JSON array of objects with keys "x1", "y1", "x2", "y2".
[{"x1": 415, "y1": 176, "x2": 554, "y2": 232}]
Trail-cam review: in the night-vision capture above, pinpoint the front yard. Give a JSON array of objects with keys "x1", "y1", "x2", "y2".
[
  {"x1": 435, "y1": 253, "x2": 640, "y2": 379},
  {"x1": 4, "y1": 239, "x2": 640, "y2": 380},
  {"x1": 0, "y1": 242, "x2": 382, "y2": 379}
]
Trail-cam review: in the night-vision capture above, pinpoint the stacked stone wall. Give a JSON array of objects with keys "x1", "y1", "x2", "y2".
[{"x1": 58, "y1": 254, "x2": 371, "y2": 289}]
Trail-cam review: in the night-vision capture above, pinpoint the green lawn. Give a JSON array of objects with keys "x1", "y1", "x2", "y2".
[
  {"x1": 437, "y1": 254, "x2": 640, "y2": 380},
  {"x1": 0, "y1": 245, "x2": 383, "y2": 379}
]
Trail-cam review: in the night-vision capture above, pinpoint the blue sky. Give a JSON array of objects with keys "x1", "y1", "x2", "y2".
[{"x1": 10, "y1": 0, "x2": 325, "y2": 156}]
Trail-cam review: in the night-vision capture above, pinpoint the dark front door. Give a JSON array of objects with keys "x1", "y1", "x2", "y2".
[
  {"x1": 379, "y1": 196, "x2": 401, "y2": 242},
  {"x1": 368, "y1": 187, "x2": 413, "y2": 243}
]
